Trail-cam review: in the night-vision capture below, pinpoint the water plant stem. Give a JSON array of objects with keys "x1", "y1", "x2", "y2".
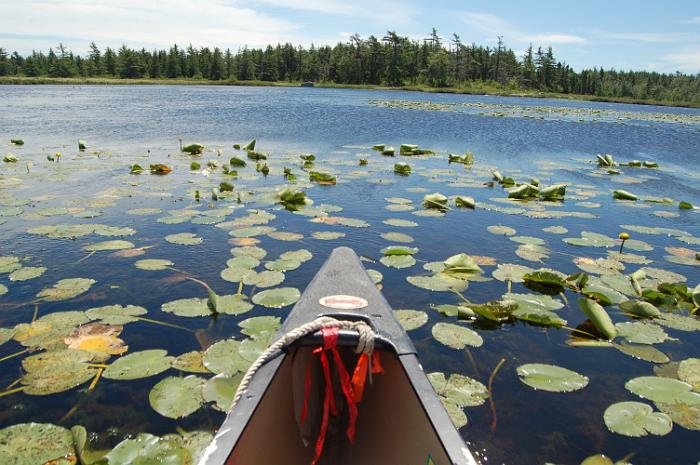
[
  {"x1": 134, "y1": 316, "x2": 194, "y2": 332},
  {"x1": 88, "y1": 367, "x2": 104, "y2": 391},
  {"x1": 0, "y1": 386, "x2": 27, "y2": 398},
  {"x1": 31, "y1": 304, "x2": 39, "y2": 322},
  {"x1": 0, "y1": 348, "x2": 29, "y2": 363},
  {"x1": 488, "y1": 357, "x2": 507, "y2": 433}
]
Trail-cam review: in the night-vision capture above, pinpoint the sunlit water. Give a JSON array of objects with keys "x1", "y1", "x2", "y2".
[{"x1": 0, "y1": 85, "x2": 699, "y2": 464}]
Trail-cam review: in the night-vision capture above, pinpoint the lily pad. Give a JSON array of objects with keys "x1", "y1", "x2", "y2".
[
  {"x1": 516, "y1": 363, "x2": 589, "y2": 392},
  {"x1": 615, "y1": 322, "x2": 670, "y2": 345},
  {"x1": 83, "y1": 240, "x2": 134, "y2": 252},
  {"x1": 135, "y1": 259, "x2": 174, "y2": 271},
  {"x1": 0, "y1": 423, "x2": 75, "y2": 465},
  {"x1": 395, "y1": 310, "x2": 428, "y2": 331},
  {"x1": 36, "y1": 277, "x2": 96, "y2": 301},
  {"x1": 239, "y1": 316, "x2": 281, "y2": 339},
  {"x1": 603, "y1": 401, "x2": 672, "y2": 437},
  {"x1": 214, "y1": 294, "x2": 254, "y2": 315},
  {"x1": 492, "y1": 264, "x2": 534, "y2": 283},
  {"x1": 8, "y1": 266, "x2": 47, "y2": 282},
  {"x1": 428, "y1": 372, "x2": 489, "y2": 407},
  {"x1": 252, "y1": 287, "x2": 301, "y2": 308},
  {"x1": 579, "y1": 298, "x2": 617, "y2": 339},
  {"x1": 149, "y1": 375, "x2": 206, "y2": 419},
  {"x1": 487, "y1": 225, "x2": 516, "y2": 236},
  {"x1": 105, "y1": 433, "x2": 192, "y2": 465},
  {"x1": 203, "y1": 373, "x2": 243, "y2": 411},
  {"x1": 162, "y1": 298, "x2": 211, "y2": 317},
  {"x1": 614, "y1": 343, "x2": 670, "y2": 364},
  {"x1": 406, "y1": 275, "x2": 467, "y2": 292},
  {"x1": 677, "y1": 358, "x2": 700, "y2": 391},
  {"x1": 0, "y1": 283, "x2": 7, "y2": 296},
  {"x1": 103, "y1": 349, "x2": 175, "y2": 380},
  {"x1": 656, "y1": 401, "x2": 700, "y2": 430},
  {"x1": 625, "y1": 376, "x2": 700, "y2": 404},
  {"x1": 171, "y1": 351, "x2": 211, "y2": 373},
  {"x1": 381, "y1": 232, "x2": 414, "y2": 243},
  {"x1": 21, "y1": 360, "x2": 97, "y2": 395},
  {"x1": 431, "y1": 322, "x2": 483, "y2": 349},
  {"x1": 279, "y1": 249, "x2": 313, "y2": 262},
  {"x1": 165, "y1": 233, "x2": 202, "y2": 245},
  {"x1": 85, "y1": 304, "x2": 147, "y2": 324},
  {"x1": 203, "y1": 339, "x2": 249, "y2": 375},
  {"x1": 380, "y1": 255, "x2": 416, "y2": 269},
  {"x1": 265, "y1": 259, "x2": 301, "y2": 272}
]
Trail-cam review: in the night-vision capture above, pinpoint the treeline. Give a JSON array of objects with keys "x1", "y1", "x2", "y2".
[{"x1": 1, "y1": 29, "x2": 698, "y2": 104}]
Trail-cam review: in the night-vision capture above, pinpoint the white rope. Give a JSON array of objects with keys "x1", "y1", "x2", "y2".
[{"x1": 231, "y1": 316, "x2": 375, "y2": 408}]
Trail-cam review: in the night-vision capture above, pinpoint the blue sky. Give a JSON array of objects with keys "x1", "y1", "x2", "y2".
[{"x1": 2, "y1": 0, "x2": 699, "y2": 73}]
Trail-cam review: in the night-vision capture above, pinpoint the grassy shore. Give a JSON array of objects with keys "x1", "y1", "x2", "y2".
[{"x1": 2, "y1": 76, "x2": 697, "y2": 109}]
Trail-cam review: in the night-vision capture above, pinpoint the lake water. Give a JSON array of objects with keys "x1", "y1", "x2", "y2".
[{"x1": 0, "y1": 85, "x2": 699, "y2": 464}]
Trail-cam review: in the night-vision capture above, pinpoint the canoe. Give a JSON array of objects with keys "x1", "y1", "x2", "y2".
[{"x1": 199, "y1": 247, "x2": 478, "y2": 465}]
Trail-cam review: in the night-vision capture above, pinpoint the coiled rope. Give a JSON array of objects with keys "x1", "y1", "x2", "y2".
[{"x1": 231, "y1": 316, "x2": 375, "y2": 408}]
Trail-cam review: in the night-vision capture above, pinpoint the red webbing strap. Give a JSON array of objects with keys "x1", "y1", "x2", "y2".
[{"x1": 300, "y1": 326, "x2": 375, "y2": 465}]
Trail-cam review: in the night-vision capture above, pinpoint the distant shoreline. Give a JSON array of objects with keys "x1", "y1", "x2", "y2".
[{"x1": 2, "y1": 76, "x2": 698, "y2": 109}]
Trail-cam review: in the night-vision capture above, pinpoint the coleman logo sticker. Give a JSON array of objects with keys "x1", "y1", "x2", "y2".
[{"x1": 319, "y1": 295, "x2": 369, "y2": 310}]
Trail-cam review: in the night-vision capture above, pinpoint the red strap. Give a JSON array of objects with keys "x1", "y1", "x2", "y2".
[{"x1": 301, "y1": 326, "x2": 375, "y2": 465}]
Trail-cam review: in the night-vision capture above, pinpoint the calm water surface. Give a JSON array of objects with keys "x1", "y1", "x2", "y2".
[{"x1": 0, "y1": 85, "x2": 699, "y2": 464}]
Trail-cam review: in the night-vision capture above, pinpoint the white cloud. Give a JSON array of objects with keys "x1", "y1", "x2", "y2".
[
  {"x1": 528, "y1": 34, "x2": 587, "y2": 45},
  {"x1": 594, "y1": 31, "x2": 693, "y2": 43},
  {"x1": 245, "y1": 0, "x2": 417, "y2": 24},
  {"x1": 663, "y1": 50, "x2": 700, "y2": 72},
  {"x1": 1, "y1": 0, "x2": 314, "y2": 54},
  {"x1": 456, "y1": 11, "x2": 586, "y2": 46}
]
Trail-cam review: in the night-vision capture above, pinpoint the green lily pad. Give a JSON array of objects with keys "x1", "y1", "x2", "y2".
[
  {"x1": 614, "y1": 343, "x2": 670, "y2": 364},
  {"x1": 149, "y1": 375, "x2": 206, "y2": 419},
  {"x1": 516, "y1": 363, "x2": 589, "y2": 392},
  {"x1": 203, "y1": 339, "x2": 249, "y2": 375},
  {"x1": 0, "y1": 327, "x2": 15, "y2": 346},
  {"x1": 21, "y1": 360, "x2": 97, "y2": 395},
  {"x1": 656, "y1": 401, "x2": 700, "y2": 431},
  {"x1": 8, "y1": 266, "x2": 47, "y2": 282},
  {"x1": 239, "y1": 316, "x2": 281, "y2": 339},
  {"x1": 656, "y1": 313, "x2": 700, "y2": 332},
  {"x1": 103, "y1": 349, "x2": 175, "y2": 380},
  {"x1": 21, "y1": 348, "x2": 102, "y2": 373},
  {"x1": 492, "y1": 264, "x2": 534, "y2": 283},
  {"x1": 487, "y1": 225, "x2": 516, "y2": 236},
  {"x1": 85, "y1": 304, "x2": 147, "y2": 324},
  {"x1": 678, "y1": 358, "x2": 700, "y2": 391},
  {"x1": 603, "y1": 401, "x2": 672, "y2": 437},
  {"x1": 231, "y1": 246, "x2": 268, "y2": 260},
  {"x1": 625, "y1": 376, "x2": 700, "y2": 404},
  {"x1": 36, "y1": 278, "x2": 96, "y2": 302},
  {"x1": 367, "y1": 269, "x2": 383, "y2": 284},
  {"x1": 162, "y1": 298, "x2": 211, "y2": 317},
  {"x1": 215, "y1": 294, "x2": 254, "y2": 315},
  {"x1": 431, "y1": 322, "x2": 483, "y2": 349},
  {"x1": 0, "y1": 283, "x2": 7, "y2": 296},
  {"x1": 381, "y1": 232, "x2": 414, "y2": 243},
  {"x1": 382, "y1": 218, "x2": 418, "y2": 228},
  {"x1": 165, "y1": 233, "x2": 202, "y2": 245},
  {"x1": 105, "y1": 433, "x2": 192, "y2": 465},
  {"x1": 239, "y1": 337, "x2": 269, "y2": 363},
  {"x1": 280, "y1": 249, "x2": 313, "y2": 262},
  {"x1": 406, "y1": 275, "x2": 467, "y2": 292},
  {"x1": 442, "y1": 253, "x2": 483, "y2": 278},
  {"x1": 243, "y1": 270, "x2": 285, "y2": 288},
  {"x1": 83, "y1": 240, "x2": 134, "y2": 252},
  {"x1": 135, "y1": 259, "x2": 174, "y2": 271},
  {"x1": 439, "y1": 399, "x2": 469, "y2": 429},
  {"x1": 395, "y1": 310, "x2": 428, "y2": 331},
  {"x1": 380, "y1": 255, "x2": 416, "y2": 269},
  {"x1": 428, "y1": 372, "x2": 489, "y2": 407},
  {"x1": 203, "y1": 373, "x2": 243, "y2": 412},
  {"x1": 221, "y1": 266, "x2": 256, "y2": 283},
  {"x1": 615, "y1": 322, "x2": 670, "y2": 345},
  {"x1": 251, "y1": 287, "x2": 301, "y2": 308},
  {"x1": 265, "y1": 259, "x2": 301, "y2": 272},
  {"x1": 515, "y1": 243, "x2": 549, "y2": 262},
  {"x1": 171, "y1": 351, "x2": 211, "y2": 373},
  {"x1": 543, "y1": 226, "x2": 568, "y2": 234},
  {"x1": 312, "y1": 231, "x2": 346, "y2": 240},
  {"x1": 579, "y1": 298, "x2": 617, "y2": 339},
  {"x1": 0, "y1": 423, "x2": 75, "y2": 465}
]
